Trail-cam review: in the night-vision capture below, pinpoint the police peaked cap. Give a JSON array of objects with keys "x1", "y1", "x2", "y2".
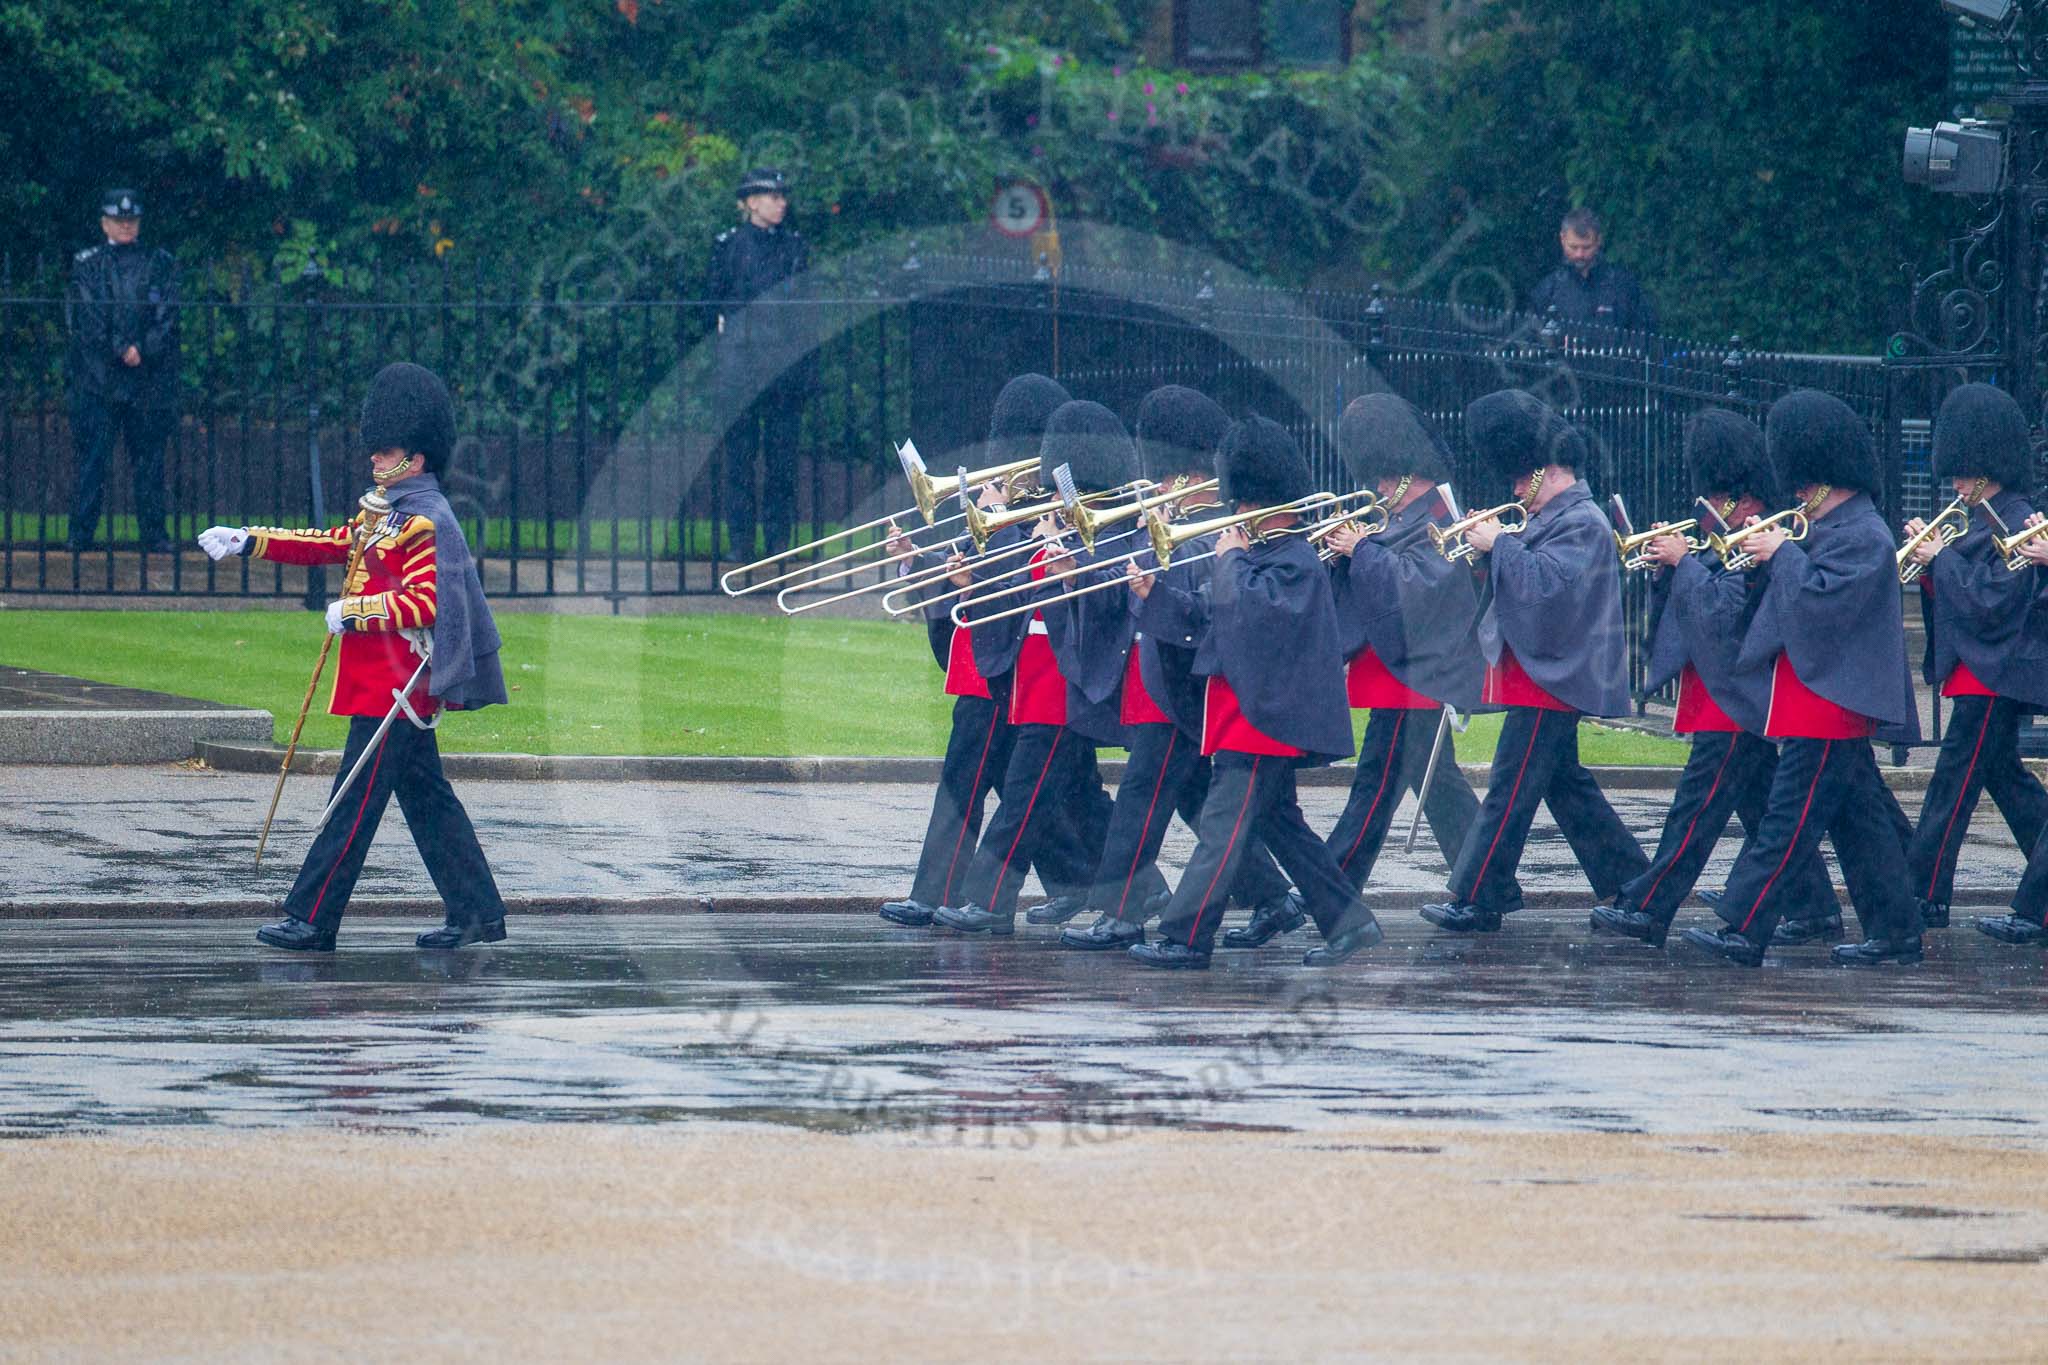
[
  {"x1": 1219, "y1": 415, "x2": 1313, "y2": 507},
  {"x1": 987, "y1": 373, "x2": 1070, "y2": 463},
  {"x1": 1933, "y1": 382, "x2": 2034, "y2": 489},
  {"x1": 100, "y1": 188, "x2": 143, "y2": 218},
  {"x1": 361, "y1": 362, "x2": 456, "y2": 469},
  {"x1": 1463, "y1": 389, "x2": 1583, "y2": 491},
  {"x1": 1039, "y1": 400, "x2": 1138, "y2": 495},
  {"x1": 1684, "y1": 409, "x2": 1777, "y2": 505},
  {"x1": 1134, "y1": 385, "x2": 1231, "y2": 480},
  {"x1": 1337, "y1": 393, "x2": 1454, "y2": 487},
  {"x1": 1765, "y1": 389, "x2": 1878, "y2": 495},
  {"x1": 735, "y1": 167, "x2": 789, "y2": 197}
]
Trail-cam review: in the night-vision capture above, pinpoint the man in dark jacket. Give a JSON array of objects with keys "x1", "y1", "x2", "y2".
[
  {"x1": 1226, "y1": 394, "x2": 1493, "y2": 949},
  {"x1": 1900, "y1": 384, "x2": 2048, "y2": 933},
  {"x1": 703, "y1": 168, "x2": 814, "y2": 563},
  {"x1": 1129, "y1": 417, "x2": 1384, "y2": 970},
  {"x1": 67, "y1": 188, "x2": 178, "y2": 554},
  {"x1": 1681, "y1": 390, "x2": 1925, "y2": 968},
  {"x1": 1590, "y1": 410, "x2": 1841, "y2": 949},
  {"x1": 1420, "y1": 390, "x2": 1648, "y2": 936},
  {"x1": 1524, "y1": 208, "x2": 1657, "y2": 334}
]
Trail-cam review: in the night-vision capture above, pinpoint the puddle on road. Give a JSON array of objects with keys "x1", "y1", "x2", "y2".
[{"x1": 0, "y1": 915, "x2": 2045, "y2": 1139}]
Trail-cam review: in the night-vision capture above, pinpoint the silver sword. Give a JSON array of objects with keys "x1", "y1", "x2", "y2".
[
  {"x1": 1405, "y1": 482, "x2": 1465, "y2": 855},
  {"x1": 307, "y1": 655, "x2": 432, "y2": 841}
]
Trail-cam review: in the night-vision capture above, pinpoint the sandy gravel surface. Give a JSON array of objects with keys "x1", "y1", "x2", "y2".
[{"x1": 5, "y1": 1123, "x2": 2045, "y2": 1361}]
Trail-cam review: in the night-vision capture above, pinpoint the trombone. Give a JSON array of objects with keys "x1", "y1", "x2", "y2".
[
  {"x1": 929, "y1": 480, "x2": 1172, "y2": 623},
  {"x1": 1431, "y1": 503, "x2": 1529, "y2": 563},
  {"x1": 1148, "y1": 492, "x2": 1347, "y2": 569},
  {"x1": 717, "y1": 441, "x2": 1037, "y2": 596},
  {"x1": 1897, "y1": 482, "x2": 1983, "y2": 584},
  {"x1": 1062, "y1": 474, "x2": 1220, "y2": 549},
  {"x1": 1714, "y1": 508, "x2": 1810, "y2": 572}
]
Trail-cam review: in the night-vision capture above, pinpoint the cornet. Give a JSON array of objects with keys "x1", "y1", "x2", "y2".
[
  {"x1": 1714, "y1": 508, "x2": 1810, "y2": 572},
  {"x1": 1303, "y1": 493, "x2": 1391, "y2": 558},
  {"x1": 1995, "y1": 518, "x2": 2048, "y2": 571},
  {"x1": 1431, "y1": 504, "x2": 1529, "y2": 563},
  {"x1": 1897, "y1": 482, "x2": 1983, "y2": 584},
  {"x1": 1616, "y1": 520, "x2": 1708, "y2": 571}
]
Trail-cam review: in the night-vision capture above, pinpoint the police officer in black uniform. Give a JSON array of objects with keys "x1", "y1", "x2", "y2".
[
  {"x1": 1523, "y1": 207, "x2": 1657, "y2": 334},
  {"x1": 703, "y1": 167, "x2": 816, "y2": 562},
  {"x1": 66, "y1": 188, "x2": 178, "y2": 554}
]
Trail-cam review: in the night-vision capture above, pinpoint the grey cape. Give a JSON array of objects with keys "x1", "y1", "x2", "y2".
[
  {"x1": 386, "y1": 474, "x2": 509, "y2": 711},
  {"x1": 1477, "y1": 483, "x2": 1632, "y2": 718}
]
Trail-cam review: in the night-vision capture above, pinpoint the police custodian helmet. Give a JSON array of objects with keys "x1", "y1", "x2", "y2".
[{"x1": 100, "y1": 188, "x2": 143, "y2": 218}]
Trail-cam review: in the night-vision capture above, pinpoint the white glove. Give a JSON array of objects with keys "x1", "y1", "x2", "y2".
[
  {"x1": 324, "y1": 600, "x2": 346, "y2": 634},
  {"x1": 197, "y1": 526, "x2": 249, "y2": 560}
]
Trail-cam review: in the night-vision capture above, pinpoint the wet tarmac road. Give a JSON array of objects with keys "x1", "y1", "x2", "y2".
[{"x1": 3, "y1": 912, "x2": 2044, "y2": 1140}]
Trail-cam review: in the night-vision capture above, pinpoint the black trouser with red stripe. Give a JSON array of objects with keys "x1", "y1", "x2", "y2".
[
  {"x1": 1906, "y1": 694, "x2": 2048, "y2": 909},
  {"x1": 908, "y1": 688, "x2": 1019, "y2": 908},
  {"x1": 1448, "y1": 707, "x2": 1648, "y2": 913},
  {"x1": 2014, "y1": 824, "x2": 2048, "y2": 925},
  {"x1": 955, "y1": 723, "x2": 1107, "y2": 917},
  {"x1": 1715, "y1": 737, "x2": 1918, "y2": 945},
  {"x1": 1154, "y1": 752, "x2": 1364, "y2": 955},
  {"x1": 1326, "y1": 706, "x2": 1486, "y2": 892},
  {"x1": 1621, "y1": 730, "x2": 1838, "y2": 925},
  {"x1": 282, "y1": 715, "x2": 507, "y2": 932},
  {"x1": 1089, "y1": 723, "x2": 1289, "y2": 922}
]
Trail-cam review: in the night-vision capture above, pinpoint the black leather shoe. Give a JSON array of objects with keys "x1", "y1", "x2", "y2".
[
  {"x1": 934, "y1": 903, "x2": 1015, "y2": 936},
  {"x1": 1302, "y1": 910, "x2": 1384, "y2": 966},
  {"x1": 878, "y1": 899, "x2": 936, "y2": 927},
  {"x1": 1025, "y1": 894, "x2": 1089, "y2": 926},
  {"x1": 1977, "y1": 914, "x2": 2047, "y2": 945},
  {"x1": 415, "y1": 919, "x2": 506, "y2": 950},
  {"x1": 1419, "y1": 901, "x2": 1501, "y2": 933},
  {"x1": 1060, "y1": 914, "x2": 1144, "y2": 950},
  {"x1": 1771, "y1": 912, "x2": 1845, "y2": 947},
  {"x1": 1222, "y1": 891, "x2": 1309, "y2": 948},
  {"x1": 1831, "y1": 935, "x2": 1924, "y2": 968},
  {"x1": 256, "y1": 917, "x2": 337, "y2": 952},
  {"x1": 1697, "y1": 888, "x2": 1724, "y2": 909},
  {"x1": 1679, "y1": 926, "x2": 1765, "y2": 967},
  {"x1": 1589, "y1": 903, "x2": 1668, "y2": 947},
  {"x1": 1917, "y1": 898, "x2": 1950, "y2": 930},
  {"x1": 1127, "y1": 941, "x2": 1211, "y2": 970}
]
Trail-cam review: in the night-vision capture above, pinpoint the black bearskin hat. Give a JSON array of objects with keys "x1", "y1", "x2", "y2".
[
  {"x1": 987, "y1": 374, "x2": 1070, "y2": 464},
  {"x1": 361, "y1": 362, "x2": 455, "y2": 469},
  {"x1": 1218, "y1": 415, "x2": 1313, "y2": 507},
  {"x1": 1039, "y1": 400, "x2": 1138, "y2": 494},
  {"x1": 1337, "y1": 393, "x2": 1454, "y2": 487},
  {"x1": 1684, "y1": 409, "x2": 1777, "y2": 504},
  {"x1": 1463, "y1": 389, "x2": 1581, "y2": 491},
  {"x1": 1134, "y1": 385, "x2": 1231, "y2": 480},
  {"x1": 1765, "y1": 389, "x2": 1878, "y2": 495},
  {"x1": 1933, "y1": 383, "x2": 2033, "y2": 489}
]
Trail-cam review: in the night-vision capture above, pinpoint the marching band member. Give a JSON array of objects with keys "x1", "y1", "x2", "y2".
[
  {"x1": 933, "y1": 401, "x2": 1134, "y2": 935},
  {"x1": 1899, "y1": 384, "x2": 2048, "y2": 933},
  {"x1": 1055, "y1": 387, "x2": 1293, "y2": 950},
  {"x1": 1589, "y1": 410, "x2": 1841, "y2": 948},
  {"x1": 1225, "y1": 394, "x2": 1491, "y2": 949},
  {"x1": 1680, "y1": 390, "x2": 1925, "y2": 967},
  {"x1": 1129, "y1": 417, "x2": 1385, "y2": 969},
  {"x1": 1421, "y1": 390, "x2": 1648, "y2": 935},
  {"x1": 878, "y1": 374, "x2": 1076, "y2": 926},
  {"x1": 1983, "y1": 514, "x2": 2048, "y2": 946},
  {"x1": 197, "y1": 362, "x2": 510, "y2": 952}
]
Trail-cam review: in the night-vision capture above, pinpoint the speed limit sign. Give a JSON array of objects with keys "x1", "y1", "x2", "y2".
[{"x1": 990, "y1": 182, "x2": 1049, "y2": 238}]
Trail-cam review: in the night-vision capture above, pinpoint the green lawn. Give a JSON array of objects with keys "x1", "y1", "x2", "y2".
[{"x1": 3, "y1": 609, "x2": 1685, "y2": 764}]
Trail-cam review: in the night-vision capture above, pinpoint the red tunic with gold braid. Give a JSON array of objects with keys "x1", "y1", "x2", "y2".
[{"x1": 249, "y1": 511, "x2": 439, "y2": 718}]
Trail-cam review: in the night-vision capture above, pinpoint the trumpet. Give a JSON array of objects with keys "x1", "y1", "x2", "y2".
[
  {"x1": 1713, "y1": 508, "x2": 1810, "y2": 572},
  {"x1": 1897, "y1": 483, "x2": 1982, "y2": 584},
  {"x1": 1431, "y1": 503, "x2": 1529, "y2": 563},
  {"x1": 1995, "y1": 518, "x2": 2048, "y2": 570},
  {"x1": 718, "y1": 441, "x2": 1035, "y2": 596},
  {"x1": 1616, "y1": 520, "x2": 1708, "y2": 571}
]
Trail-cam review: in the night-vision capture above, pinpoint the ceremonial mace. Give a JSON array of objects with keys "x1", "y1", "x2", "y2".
[{"x1": 253, "y1": 487, "x2": 389, "y2": 868}]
